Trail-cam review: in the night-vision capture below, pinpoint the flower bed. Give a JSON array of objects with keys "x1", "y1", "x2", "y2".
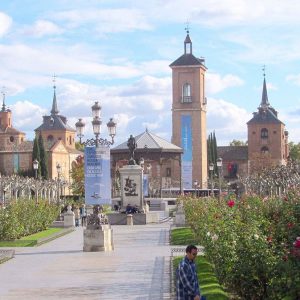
[{"x1": 182, "y1": 192, "x2": 300, "y2": 299}]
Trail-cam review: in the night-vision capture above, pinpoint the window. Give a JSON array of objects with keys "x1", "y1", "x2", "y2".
[
  {"x1": 182, "y1": 83, "x2": 192, "y2": 103},
  {"x1": 47, "y1": 135, "x2": 54, "y2": 142},
  {"x1": 9, "y1": 136, "x2": 14, "y2": 142},
  {"x1": 261, "y1": 146, "x2": 269, "y2": 154},
  {"x1": 261, "y1": 128, "x2": 268, "y2": 139},
  {"x1": 166, "y1": 168, "x2": 171, "y2": 177}
]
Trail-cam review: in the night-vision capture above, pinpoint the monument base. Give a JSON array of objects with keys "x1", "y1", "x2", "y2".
[
  {"x1": 107, "y1": 212, "x2": 161, "y2": 225},
  {"x1": 83, "y1": 224, "x2": 114, "y2": 252}
]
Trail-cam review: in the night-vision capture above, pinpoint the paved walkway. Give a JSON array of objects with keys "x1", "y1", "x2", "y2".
[{"x1": 0, "y1": 222, "x2": 173, "y2": 300}]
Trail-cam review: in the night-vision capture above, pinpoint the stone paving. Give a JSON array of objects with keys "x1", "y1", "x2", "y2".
[{"x1": 0, "y1": 222, "x2": 172, "y2": 300}]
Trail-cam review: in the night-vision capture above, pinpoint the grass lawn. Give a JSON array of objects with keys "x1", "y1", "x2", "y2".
[
  {"x1": 170, "y1": 227, "x2": 196, "y2": 245},
  {"x1": 0, "y1": 228, "x2": 64, "y2": 247},
  {"x1": 171, "y1": 227, "x2": 229, "y2": 300}
]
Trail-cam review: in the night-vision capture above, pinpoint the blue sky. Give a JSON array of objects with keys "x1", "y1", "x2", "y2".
[{"x1": 1, "y1": 0, "x2": 300, "y2": 146}]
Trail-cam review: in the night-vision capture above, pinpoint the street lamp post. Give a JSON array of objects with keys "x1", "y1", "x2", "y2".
[
  {"x1": 75, "y1": 101, "x2": 116, "y2": 148},
  {"x1": 33, "y1": 159, "x2": 39, "y2": 179},
  {"x1": 217, "y1": 157, "x2": 223, "y2": 201},
  {"x1": 209, "y1": 163, "x2": 214, "y2": 197},
  {"x1": 75, "y1": 101, "x2": 116, "y2": 215},
  {"x1": 33, "y1": 159, "x2": 39, "y2": 203},
  {"x1": 56, "y1": 163, "x2": 61, "y2": 204}
]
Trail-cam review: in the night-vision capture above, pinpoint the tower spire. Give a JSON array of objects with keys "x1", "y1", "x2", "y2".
[
  {"x1": 51, "y1": 74, "x2": 59, "y2": 115},
  {"x1": 184, "y1": 21, "x2": 192, "y2": 55},
  {"x1": 1, "y1": 87, "x2": 6, "y2": 112},
  {"x1": 260, "y1": 65, "x2": 270, "y2": 108}
]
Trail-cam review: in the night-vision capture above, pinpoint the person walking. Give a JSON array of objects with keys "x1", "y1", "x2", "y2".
[
  {"x1": 74, "y1": 206, "x2": 80, "y2": 227},
  {"x1": 176, "y1": 245, "x2": 202, "y2": 300},
  {"x1": 80, "y1": 204, "x2": 87, "y2": 227}
]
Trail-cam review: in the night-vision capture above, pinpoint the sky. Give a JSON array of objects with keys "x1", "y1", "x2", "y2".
[{"x1": 1, "y1": 0, "x2": 300, "y2": 146}]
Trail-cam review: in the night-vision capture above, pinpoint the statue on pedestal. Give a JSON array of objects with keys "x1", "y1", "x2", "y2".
[{"x1": 127, "y1": 135, "x2": 137, "y2": 165}]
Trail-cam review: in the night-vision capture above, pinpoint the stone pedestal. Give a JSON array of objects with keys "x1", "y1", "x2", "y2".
[
  {"x1": 126, "y1": 214, "x2": 133, "y2": 225},
  {"x1": 174, "y1": 202, "x2": 186, "y2": 226},
  {"x1": 119, "y1": 165, "x2": 143, "y2": 210},
  {"x1": 83, "y1": 225, "x2": 114, "y2": 252},
  {"x1": 64, "y1": 205, "x2": 75, "y2": 227}
]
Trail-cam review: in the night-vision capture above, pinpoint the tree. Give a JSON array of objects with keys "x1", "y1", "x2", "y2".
[
  {"x1": 32, "y1": 136, "x2": 41, "y2": 178},
  {"x1": 38, "y1": 134, "x2": 49, "y2": 179},
  {"x1": 70, "y1": 155, "x2": 84, "y2": 196},
  {"x1": 229, "y1": 139, "x2": 248, "y2": 146},
  {"x1": 288, "y1": 142, "x2": 300, "y2": 161},
  {"x1": 75, "y1": 142, "x2": 84, "y2": 152},
  {"x1": 207, "y1": 131, "x2": 218, "y2": 175}
]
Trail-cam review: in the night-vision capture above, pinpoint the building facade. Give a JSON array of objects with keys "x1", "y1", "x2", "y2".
[
  {"x1": 34, "y1": 85, "x2": 82, "y2": 186},
  {"x1": 247, "y1": 76, "x2": 289, "y2": 171},
  {"x1": 170, "y1": 31, "x2": 208, "y2": 189},
  {"x1": 111, "y1": 130, "x2": 183, "y2": 197},
  {"x1": 0, "y1": 95, "x2": 33, "y2": 175},
  {"x1": 218, "y1": 75, "x2": 289, "y2": 180}
]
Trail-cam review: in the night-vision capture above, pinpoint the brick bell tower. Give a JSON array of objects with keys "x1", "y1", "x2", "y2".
[
  {"x1": 170, "y1": 29, "x2": 208, "y2": 189},
  {"x1": 247, "y1": 72, "x2": 289, "y2": 170}
]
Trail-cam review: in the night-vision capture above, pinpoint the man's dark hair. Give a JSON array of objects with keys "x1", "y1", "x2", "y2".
[{"x1": 186, "y1": 245, "x2": 197, "y2": 253}]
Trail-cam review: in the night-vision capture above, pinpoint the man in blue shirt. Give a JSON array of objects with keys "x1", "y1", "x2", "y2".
[{"x1": 176, "y1": 245, "x2": 201, "y2": 300}]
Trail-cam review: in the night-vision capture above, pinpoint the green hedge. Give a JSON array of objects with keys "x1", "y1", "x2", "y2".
[{"x1": 0, "y1": 199, "x2": 60, "y2": 240}]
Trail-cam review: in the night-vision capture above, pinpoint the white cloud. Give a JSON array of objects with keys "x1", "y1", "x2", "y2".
[
  {"x1": 11, "y1": 100, "x2": 47, "y2": 135},
  {"x1": 207, "y1": 97, "x2": 251, "y2": 145},
  {"x1": 206, "y1": 73, "x2": 244, "y2": 94},
  {"x1": 0, "y1": 12, "x2": 12, "y2": 37},
  {"x1": 54, "y1": 8, "x2": 152, "y2": 34},
  {"x1": 133, "y1": 0, "x2": 300, "y2": 28},
  {"x1": 22, "y1": 20, "x2": 63, "y2": 37}
]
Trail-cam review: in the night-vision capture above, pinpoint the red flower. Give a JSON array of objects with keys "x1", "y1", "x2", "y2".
[
  {"x1": 293, "y1": 237, "x2": 300, "y2": 249},
  {"x1": 267, "y1": 236, "x2": 272, "y2": 244},
  {"x1": 287, "y1": 223, "x2": 294, "y2": 229},
  {"x1": 227, "y1": 200, "x2": 235, "y2": 208}
]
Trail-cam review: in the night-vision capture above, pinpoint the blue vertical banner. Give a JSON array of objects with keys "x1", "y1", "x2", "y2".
[
  {"x1": 181, "y1": 115, "x2": 193, "y2": 189},
  {"x1": 143, "y1": 174, "x2": 149, "y2": 197},
  {"x1": 84, "y1": 146, "x2": 111, "y2": 205}
]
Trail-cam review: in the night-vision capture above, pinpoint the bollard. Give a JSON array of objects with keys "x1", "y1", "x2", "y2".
[{"x1": 126, "y1": 214, "x2": 133, "y2": 225}]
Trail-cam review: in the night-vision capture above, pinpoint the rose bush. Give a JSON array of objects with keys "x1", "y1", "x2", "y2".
[
  {"x1": 0, "y1": 199, "x2": 60, "y2": 240},
  {"x1": 181, "y1": 191, "x2": 300, "y2": 299}
]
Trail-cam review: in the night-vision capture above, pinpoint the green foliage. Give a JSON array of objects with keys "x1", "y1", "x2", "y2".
[
  {"x1": 288, "y1": 141, "x2": 300, "y2": 161},
  {"x1": 170, "y1": 227, "x2": 196, "y2": 245},
  {"x1": 173, "y1": 255, "x2": 229, "y2": 300},
  {"x1": 0, "y1": 228, "x2": 64, "y2": 247},
  {"x1": 38, "y1": 134, "x2": 49, "y2": 179},
  {"x1": 75, "y1": 142, "x2": 85, "y2": 151},
  {"x1": 0, "y1": 199, "x2": 60, "y2": 241},
  {"x1": 182, "y1": 193, "x2": 300, "y2": 300},
  {"x1": 32, "y1": 136, "x2": 41, "y2": 178},
  {"x1": 229, "y1": 139, "x2": 247, "y2": 146},
  {"x1": 207, "y1": 131, "x2": 218, "y2": 175},
  {"x1": 70, "y1": 155, "x2": 84, "y2": 196}
]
